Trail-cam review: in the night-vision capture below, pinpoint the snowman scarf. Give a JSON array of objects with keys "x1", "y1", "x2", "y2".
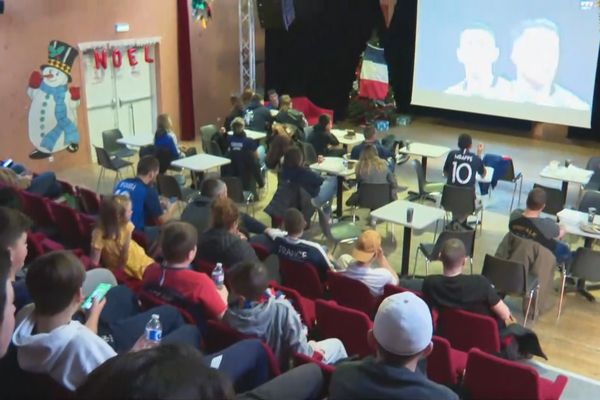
[{"x1": 39, "y1": 81, "x2": 79, "y2": 152}]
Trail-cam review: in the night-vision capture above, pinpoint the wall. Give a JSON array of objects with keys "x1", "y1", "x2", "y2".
[
  {"x1": 0, "y1": 0, "x2": 179, "y2": 171},
  {"x1": 188, "y1": 0, "x2": 265, "y2": 131}
]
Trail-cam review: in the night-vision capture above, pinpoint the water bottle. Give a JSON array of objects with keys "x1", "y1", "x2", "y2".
[
  {"x1": 145, "y1": 314, "x2": 162, "y2": 346},
  {"x1": 212, "y1": 262, "x2": 225, "y2": 289}
]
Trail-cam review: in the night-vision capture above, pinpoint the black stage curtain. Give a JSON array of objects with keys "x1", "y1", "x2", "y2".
[
  {"x1": 264, "y1": 0, "x2": 385, "y2": 119},
  {"x1": 384, "y1": 0, "x2": 600, "y2": 139}
]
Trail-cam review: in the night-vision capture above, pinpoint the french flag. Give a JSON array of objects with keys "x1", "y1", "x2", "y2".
[{"x1": 359, "y1": 44, "x2": 389, "y2": 100}]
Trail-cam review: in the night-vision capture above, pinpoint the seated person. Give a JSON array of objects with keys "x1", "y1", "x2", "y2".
[
  {"x1": 0, "y1": 207, "x2": 32, "y2": 310},
  {"x1": 267, "y1": 89, "x2": 280, "y2": 110},
  {"x1": 196, "y1": 197, "x2": 258, "y2": 267},
  {"x1": 77, "y1": 344, "x2": 323, "y2": 400},
  {"x1": 265, "y1": 123, "x2": 296, "y2": 170},
  {"x1": 182, "y1": 178, "x2": 267, "y2": 236},
  {"x1": 0, "y1": 165, "x2": 62, "y2": 199},
  {"x1": 350, "y1": 125, "x2": 392, "y2": 161},
  {"x1": 244, "y1": 93, "x2": 272, "y2": 133},
  {"x1": 228, "y1": 117, "x2": 265, "y2": 189},
  {"x1": 267, "y1": 208, "x2": 335, "y2": 281},
  {"x1": 223, "y1": 95, "x2": 245, "y2": 132},
  {"x1": 422, "y1": 239, "x2": 511, "y2": 323},
  {"x1": 225, "y1": 261, "x2": 347, "y2": 368},
  {"x1": 143, "y1": 221, "x2": 228, "y2": 320},
  {"x1": 307, "y1": 114, "x2": 344, "y2": 157},
  {"x1": 442, "y1": 133, "x2": 486, "y2": 187},
  {"x1": 280, "y1": 147, "x2": 337, "y2": 214},
  {"x1": 153, "y1": 113, "x2": 183, "y2": 161},
  {"x1": 329, "y1": 292, "x2": 458, "y2": 400},
  {"x1": 274, "y1": 95, "x2": 308, "y2": 139},
  {"x1": 113, "y1": 156, "x2": 178, "y2": 242},
  {"x1": 0, "y1": 249, "x2": 15, "y2": 358},
  {"x1": 90, "y1": 195, "x2": 156, "y2": 280},
  {"x1": 509, "y1": 187, "x2": 571, "y2": 264},
  {"x1": 338, "y1": 230, "x2": 399, "y2": 296},
  {"x1": 11, "y1": 251, "x2": 201, "y2": 390},
  {"x1": 347, "y1": 144, "x2": 399, "y2": 206}
]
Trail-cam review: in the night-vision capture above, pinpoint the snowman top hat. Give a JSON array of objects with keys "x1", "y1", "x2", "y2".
[{"x1": 40, "y1": 40, "x2": 79, "y2": 82}]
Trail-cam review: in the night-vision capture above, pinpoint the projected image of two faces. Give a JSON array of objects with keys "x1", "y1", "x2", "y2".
[{"x1": 446, "y1": 19, "x2": 590, "y2": 111}]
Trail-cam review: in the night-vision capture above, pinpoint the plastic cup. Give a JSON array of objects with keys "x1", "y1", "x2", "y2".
[
  {"x1": 406, "y1": 207, "x2": 414, "y2": 224},
  {"x1": 588, "y1": 207, "x2": 596, "y2": 224}
]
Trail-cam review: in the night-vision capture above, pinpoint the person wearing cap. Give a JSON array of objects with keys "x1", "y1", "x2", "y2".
[
  {"x1": 422, "y1": 239, "x2": 511, "y2": 323},
  {"x1": 338, "y1": 230, "x2": 399, "y2": 296},
  {"x1": 329, "y1": 292, "x2": 458, "y2": 400}
]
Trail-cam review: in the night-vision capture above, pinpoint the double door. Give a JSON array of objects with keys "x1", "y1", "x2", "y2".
[{"x1": 83, "y1": 44, "x2": 157, "y2": 160}]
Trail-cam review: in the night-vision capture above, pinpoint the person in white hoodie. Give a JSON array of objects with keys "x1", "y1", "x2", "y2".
[
  {"x1": 12, "y1": 250, "x2": 117, "y2": 390},
  {"x1": 0, "y1": 249, "x2": 15, "y2": 358}
]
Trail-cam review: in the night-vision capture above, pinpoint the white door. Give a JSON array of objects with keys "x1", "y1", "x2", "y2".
[{"x1": 83, "y1": 43, "x2": 158, "y2": 160}]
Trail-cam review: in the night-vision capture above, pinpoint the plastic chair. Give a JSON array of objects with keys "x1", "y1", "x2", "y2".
[
  {"x1": 270, "y1": 282, "x2": 316, "y2": 329},
  {"x1": 299, "y1": 141, "x2": 318, "y2": 165},
  {"x1": 407, "y1": 159, "x2": 444, "y2": 202},
  {"x1": 317, "y1": 208, "x2": 361, "y2": 255},
  {"x1": 584, "y1": 156, "x2": 600, "y2": 191},
  {"x1": 482, "y1": 254, "x2": 539, "y2": 326},
  {"x1": 427, "y1": 335, "x2": 467, "y2": 387},
  {"x1": 102, "y1": 129, "x2": 135, "y2": 158},
  {"x1": 413, "y1": 230, "x2": 475, "y2": 277},
  {"x1": 533, "y1": 183, "x2": 564, "y2": 216},
  {"x1": 437, "y1": 308, "x2": 500, "y2": 353},
  {"x1": 200, "y1": 124, "x2": 218, "y2": 152},
  {"x1": 441, "y1": 184, "x2": 484, "y2": 234},
  {"x1": 278, "y1": 258, "x2": 324, "y2": 300},
  {"x1": 77, "y1": 186, "x2": 101, "y2": 215},
  {"x1": 222, "y1": 176, "x2": 255, "y2": 215},
  {"x1": 315, "y1": 299, "x2": 373, "y2": 358},
  {"x1": 497, "y1": 157, "x2": 523, "y2": 212},
  {"x1": 558, "y1": 247, "x2": 600, "y2": 319},
  {"x1": 351, "y1": 183, "x2": 394, "y2": 222},
  {"x1": 577, "y1": 190, "x2": 600, "y2": 212},
  {"x1": 94, "y1": 146, "x2": 133, "y2": 192},
  {"x1": 157, "y1": 174, "x2": 185, "y2": 201},
  {"x1": 463, "y1": 348, "x2": 568, "y2": 400},
  {"x1": 327, "y1": 270, "x2": 378, "y2": 316}
]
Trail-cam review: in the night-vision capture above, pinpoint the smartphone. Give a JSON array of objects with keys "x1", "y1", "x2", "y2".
[
  {"x1": 1, "y1": 159, "x2": 13, "y2": 168},
  {"x1": 81, "y1": 283, "x2": 112, "y2": 310}
]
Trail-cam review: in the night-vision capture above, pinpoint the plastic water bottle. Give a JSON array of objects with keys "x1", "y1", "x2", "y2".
[
  {"x1": 212, "y1": 262, "x2": 225, "y2": 289},
  {"x1": 145, "y1": 314, "x2": 162, "y2": 346}
]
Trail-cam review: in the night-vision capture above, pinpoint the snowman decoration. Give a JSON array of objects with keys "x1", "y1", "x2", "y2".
[{"x1": 27, "y1": 40, "x2": 81, "y2": 159}]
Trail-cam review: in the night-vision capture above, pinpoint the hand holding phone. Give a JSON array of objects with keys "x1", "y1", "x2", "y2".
[{"x1": 81, "y1": 283, "x2": 112, "y2": 311}]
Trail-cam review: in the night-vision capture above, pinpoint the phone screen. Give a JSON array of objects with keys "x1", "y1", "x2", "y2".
[
  {"x1": 81, "y1": 283, "x2": 113, "y2": 310},
  {"x1": 1, "y1": 159, "x2": 13, "y2": 168}
]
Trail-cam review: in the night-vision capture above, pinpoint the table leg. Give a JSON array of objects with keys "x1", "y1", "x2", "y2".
[
  {"x1": 561, "y1": 181, "x2": 568, "y2": 206},
  {"x1": 336, "y1": 176, "x2": 344, "y2": 219},
  {"x1": 421, "y1": 156, "x2": 429, "y2": 179},
  {"x1": 401, "y1": 226, "x2": 412, "y2": 277}
]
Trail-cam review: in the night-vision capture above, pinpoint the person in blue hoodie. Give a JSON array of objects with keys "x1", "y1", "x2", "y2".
[
  {"x1": 244, "y1": 94, "x2": 272, "y2": 133},
  {"x1": 153, "y1": 113, "x2": 181, "y2": 162},
  {"x1": 280, "y1": 147, "x2": 337, "y2": 214}
]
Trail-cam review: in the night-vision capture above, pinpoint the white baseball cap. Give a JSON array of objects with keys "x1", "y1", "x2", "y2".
[{"x1": 373, "y1": 292, "x2": 433, "y2": 356}]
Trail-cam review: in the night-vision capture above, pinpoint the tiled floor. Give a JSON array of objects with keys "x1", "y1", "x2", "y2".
[{"x1": 56, "y1": 117, "x2": 600, "y2": 380}]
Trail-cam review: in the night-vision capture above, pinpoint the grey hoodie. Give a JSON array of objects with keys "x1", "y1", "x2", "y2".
[
  {"x1": 224, "y1": 297, "x2": 312, "y2": 368},
  {"x1": 12, "y1": 306, "x2": 116, "y2": 390}
]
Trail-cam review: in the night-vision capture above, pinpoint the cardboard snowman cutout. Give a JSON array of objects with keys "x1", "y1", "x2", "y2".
[{"x1": 27, "y1": 40, "x2": 81, "y2": 159}]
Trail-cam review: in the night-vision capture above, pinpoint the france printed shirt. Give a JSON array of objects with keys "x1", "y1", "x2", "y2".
[{"x1": 114, "y1": 177, "x2": 162, "y2": 230}]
